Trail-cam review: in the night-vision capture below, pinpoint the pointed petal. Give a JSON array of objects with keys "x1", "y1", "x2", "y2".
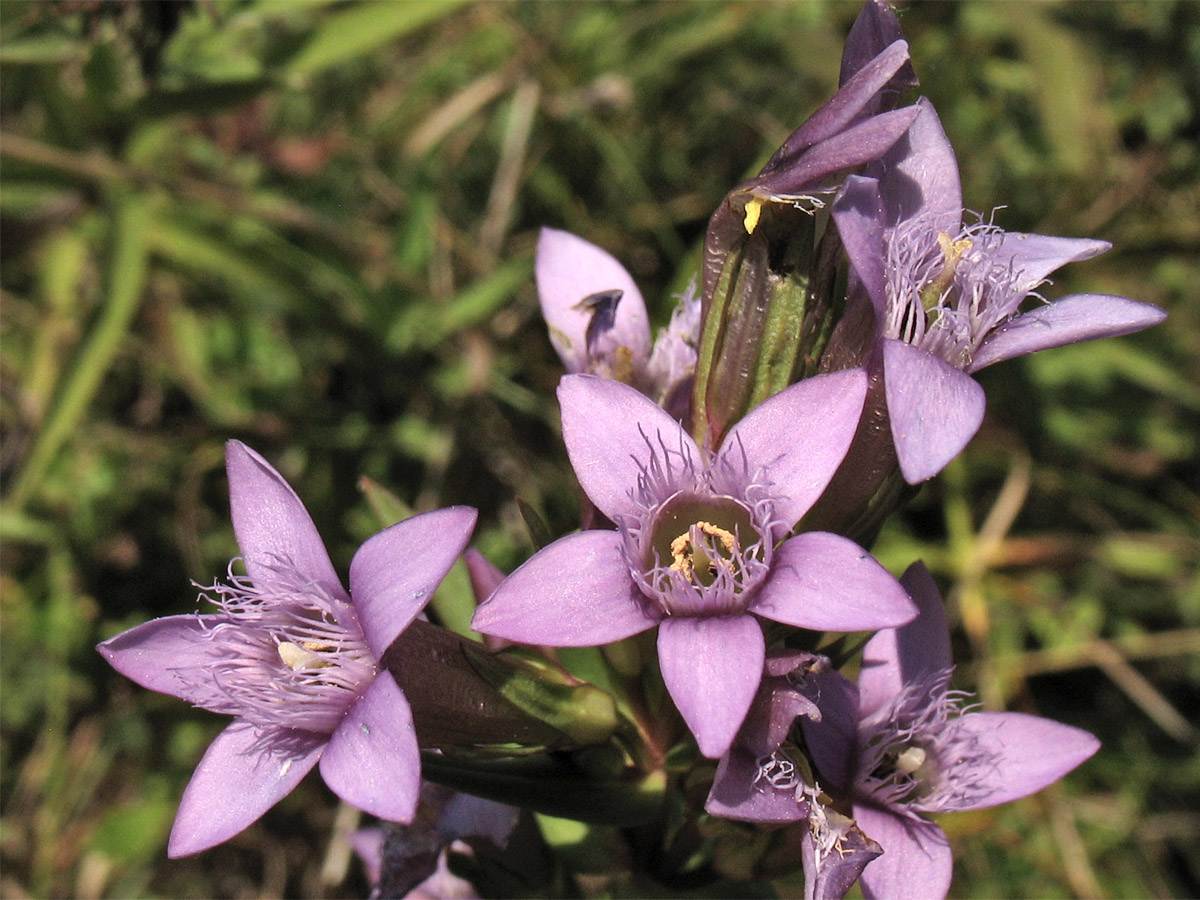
[
  {"x1": 168, "y1": 720, "x2": 323, "y2": 857},
  {"x1": 471, "y1": 530, "x2": 657, "y2": 646},
  {"x1": 723, "y1": 369, "x2": 869, "y2": 526},
  {"x1": 992, "y1": 232, "x2": 1110, "y2": 295},
  {"x1": 349, "y1": 506, "x2": 477, "y2": 659},
  {"x1": 944, "y1": 712, "x2": 1100, "y2": 811},
  {"x1": 969, "y1": 294, "x2": 1167, "y2": 372},
  {"x1": 854, "y1": 805, "x2": 953, "y2": 900},
  {"x1": 225, "y1": 441, "x2": 346, "y2": 601},
  {"x1": 705, "y1": 746, "x2": 807, "y2": 823},
  {"x1": 876, "y1": 97, "x2": 961, "y2": 230},
  {"x1": 536, "y1": 228, "x2": 650, "y2": 372},
  {"x1": 657, "y1": 615, "x2": 764, "y2": 759},
  {"x1": 883, "y1": 339, "x2": 986, "y2": 483},
  {"x1": 97, "y1": 614, "x2": 221, "y2": 705},
  {"x1": 320, "y1": 672, "x2": 421, "y2": 823},
  {"x1": 752, "y1": 532, "x2": 915, "y2": 631},
  {"x1": 841, "y1": 1, "x2": 913, "y2": 90},
  {"x1": 799, "y1": 670, "x2": 860, "y2": 794},
  {"x1": 833, "y1": 175, "x2": 889, "y2": 314},
  {"x1": 558, "y1": 374, "x2": 700, "y2": 522},
  {"x1": 858, "y1": 561, "x2": 950, "y2": 720},
  {"x1": 464, "y1": 548, "x2": 505, "y2": 604}
]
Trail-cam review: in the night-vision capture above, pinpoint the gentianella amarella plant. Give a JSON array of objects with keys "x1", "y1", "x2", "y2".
[{"x1": 98, "y1": 1, "x2": 1164, "y2": 896}]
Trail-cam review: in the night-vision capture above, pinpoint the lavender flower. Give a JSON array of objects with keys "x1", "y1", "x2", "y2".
[
  {"x1": 97, "y1": 441, "x2": 476, "y2": 856},
  {"x1": 830, "y1": 98, "x2": 1166, "y2": 482},
  {"x1": 471, "y1": 371, "x2": 915, "y2": 759},
  {"x1": 801, "y1": 562, "x2": 1100, "y2": 899},
  {"x1": 536, "y1": 227, "x2": 700, "y2": 414}
]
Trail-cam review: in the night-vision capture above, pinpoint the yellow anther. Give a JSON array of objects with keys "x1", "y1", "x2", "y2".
[
  {"x1": 278, "y1": 641, "x2": 318, "y2": 671},
  {"x1": 896, "y1": 745, "x2": 927, "y2": 775},
  {"x1": 743, "y1": 197, "x2": 764, "y2": 234},
  {"x1": 669, "y1": 521, "x2": 739, "y2": 583}
]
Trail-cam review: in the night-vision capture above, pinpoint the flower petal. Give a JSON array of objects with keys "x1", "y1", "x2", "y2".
[
  {"x1": 97, "y1": 614, "x2": 221, "y2": 706},
  {"x1": 536, "y1": 228, "x2": 650, "y2": 372},
  {"x1": 657, "y1": 615, "x2": 764, "y2": 759},
  {"x1": 705, "y1": 746, "x2": 807, "y2": 823},
  {"x1": 858, "y1": 561, "x2": 951, "y2": 721},
  {"x1": 875, "y1": 96, "x2": 961, "y2": 230},
  {"x1": 841, "y1": 0, "x2": 913, "y2": 90},
  {"x1": 943, "y1": 712, "x2": 1100, "y2": 811},
  {"x1": 168, "y1": 720, "x2": 323, "y2": 857},
  {"x1": 752, "y1": 532, "x2": 915, "y2": 631},
  {"x1": 321, "y1": 672, "x2": 421, "y2": 823},
  {"x1": 723, "y1": 368, "x2": 869, "y2": 527},
  {"x1": 558, "y1": 374, "x2": 701, "y2": 522},
  {"x1": 349, "y1": 506, "x2": 477, "y2": 659},
  {"x1": 471, "y1": 530, "x2": 658, "y2": 646},
  {"x1": 833, "y1": 175, "x2": 889, "y2": 314},
  {"x1": 854, "y1": 804, "x2": 953, "y2": 900},
  {"x1": 969, "y1": 294, "x2": 1168, "y2": 372},
  {"x1": 883, "y1": 338, "x2": 986, "y2": 483},
  {"x1": 225, "y1": 441, "x2": 346, "y2": 601},
  {"x1": 992, "y1": 232, "x2": 1110, "y2": 295},
  {"x1": 799, "y1": 669, "x2": 860, "y2": 794}
]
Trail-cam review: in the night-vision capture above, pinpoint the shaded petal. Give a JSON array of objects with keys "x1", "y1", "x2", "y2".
[
  {"x1": 943, "y1": 712, "x2": 1099, "y2": 811},
  {"x1": 705, "y1": 746, "x2": 807, "y2": 823},
  {"x1": 832, "y1": 175, "x2": 889, "y2": 314},
  {"x1": 464, "y1": 548, "x2": 506, "y2": 604},
  {"x1": 471, "y1": 530, "x2": 657, "y2": 646},
  {"x1": 883, "y1": 339, "x2": 986, "y2": 483},
  {"x1": 858, "y1": 561, "x2": 950, "y2": 721},
  {"x1": 969, "y1": 294, "x2": 1168, "y2": 372},
  {"x1": 536, "y1": 228, "x2": 650, "y2": 372},
  {"x1": 799, "y1": 670, "x2": 859, "y2": 794},
  {"x1": 854, "y1": 805, "x2": 952, "y2": 900},
  {"x1": 321, "y1": 672, "x2": 421, "y2": 823},
  {"x1": 841, "y1": 0, "x2": 913, "y2": 91},
  {"x1": 97, "y1": 614, "x2": 220, "y2": 705},
  {"x1": 225, "y1": 441, "x2": 346, "y2": 601},
  {"x1": 724, "y1": 369, "x2": 869, "y2": 527},
  {"x1": 752, "y1": 532, "x2": 915, "y2": 631},
  {"x1": 875, "y1": 97, "x2": 961, "y2": 231},
  {"x1": 168, "y1": 720, "x2": 323, "y2": 857},
  {"x1": 657, "y1": 615, "x2": 764, "y2": 759},
  {"x1": 992, "y1": 232, "x2": 1110, "y2": 295},
  {"x1": 349, "y1": 506, "x2": 477, "y2": 659},
  {"x1": 559, "y1": 374, "x2": 700, "y2": 522}
]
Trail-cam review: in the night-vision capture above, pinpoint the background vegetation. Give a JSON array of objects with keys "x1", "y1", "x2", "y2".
[{"x1": 2, "y1": 1, "x2": 1197, "y2": 897}]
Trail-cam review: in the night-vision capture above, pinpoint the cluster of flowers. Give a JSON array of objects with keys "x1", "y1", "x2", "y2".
[{"x1": 98, "y1": 2, "x2": 1164, "y2": 897}]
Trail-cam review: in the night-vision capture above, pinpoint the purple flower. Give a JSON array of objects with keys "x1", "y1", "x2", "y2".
[
  {"x1": 801, "y1": 562, "x2": 1100, "y2": 900},
  {"x1": 97, "y1": 441, "x2": 476, "y2": 856},
  {"x1": 471, "y1": 371, "x2": 915, "y2": 759},
  {"x1": 536, "y1": 227, "x2": 700, "y2": 414},
  {"x1": 831, "y1": 98, "x2": 1166, "y2": 483}
]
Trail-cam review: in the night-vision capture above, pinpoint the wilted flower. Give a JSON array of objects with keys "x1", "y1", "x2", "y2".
[
  {"x1": 536, "y1": 227, "x2": 701, "y2": 415},
  {"x1": 801, "y1": 562, "x2": 1100, "y2": 899},
  {"x1": 830, "y1": 98, "x2": 1166, "y2": 482},
  {"x1": 472, "y1": 371, "x2": 915, "y2": 759},
  {"x1": 97, "y1": 441, "x2": 476, "y2": 856}
]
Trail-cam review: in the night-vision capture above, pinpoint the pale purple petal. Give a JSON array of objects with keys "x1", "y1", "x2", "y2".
[
  {"x1": 536, "y1": 228, "x2": 649, "y2": 372},
  {"x1": 705, "y1": 747, "x2": 807, "y2": 823},
  {"x1": 349, "y1": 506, "x2": 477, "y2": 658},
  {"x1": 841, "y1": 0, "x2": 913, "y2": 90},
  {"x1": 969, "y1": 294, "x2": 1168, "y2": 372},
  {"x1": 943, "y1": 712, "x2": 1100, "y2": 812},
  {"x1": 321, "y1": 672, "x2": 421, "y2": 823},
  {"x1": 875, "y1": 97, "x2": 960, "y2": 231},
  {"x1": 858, "y1": 561, "x2": 950, "y2": 720},
  {"x1": 471, "y1": 530, "x2": 658, "y2": 646},
  {"x1": 97, "y1": 615, "x2": 220, "y2": 706},
  {"x1": 752, "y1": 532, "x2": 915, "y2": 632},
  {"x1": 167, "y1": 720, "x2": 323, "y2": 857},
  {"x1": 832, "y1": 175, "x2": 889, "y2": 314},
  {"x1": 854, "y1": 804, "x2": 953, "y2": 900},
  {"x1": 657, "y1": 615, "x2": 765, "y2": 759},
  {"x1": 723, "y1": 369, "x2": 868, "y2": 527},
  {"x1": 799, "y1": 670, "x2": 859, "y2": 794},
  {"x1": 558, "y1": 374, "x2": 700, "y2": 522},
  {"x1": 991, "y1": 232, "x2": 1110, "y2": 295},
  {"x1": 883, "y1": 339, "x2": 986, "y2": 483},
  {"x1": 464, "y1": 548, "x2": 505, "y2": 604},
  {"x1": 225, "y1": 440, "x2": 346, "y2": 601}
]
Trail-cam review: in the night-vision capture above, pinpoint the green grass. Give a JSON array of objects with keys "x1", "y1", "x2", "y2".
[{"x1": 2, "y1": 1, "x2": 1198, "y2": 897}]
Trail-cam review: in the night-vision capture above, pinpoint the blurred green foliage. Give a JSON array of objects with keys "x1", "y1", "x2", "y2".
[{"x1": 2, "y1": 1, "x2": 1198, "y2": 897}]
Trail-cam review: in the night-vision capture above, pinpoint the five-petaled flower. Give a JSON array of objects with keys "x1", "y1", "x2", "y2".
[
  {"x1": 471, "y1": 371, "x2": 916, "y2": 759},
  {"x1": 97, "y1": 441, "x2": 476, "y2": 856},
  {"x1": 829, "y1": 98, "x2": 1166, "y2": 483},
  {"x1": 800, "y1": 562, "x2": 1100, "y2": 900}
]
